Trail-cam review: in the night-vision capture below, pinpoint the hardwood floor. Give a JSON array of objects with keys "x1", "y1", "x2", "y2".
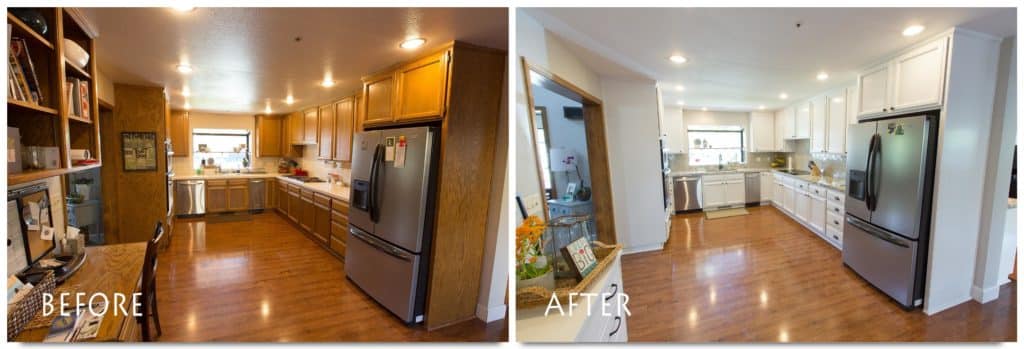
[
  {"x1": 621, "y1": 206, "x2": 1016, "y2": 342},
  {"x1": 156, "y1": 213, "x2": 507, "y2": 342}
]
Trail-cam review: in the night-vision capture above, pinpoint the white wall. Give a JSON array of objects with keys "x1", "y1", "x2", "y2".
[
  {"x1": 601, "y1": 78, "x2": 668, "y2": 254},
  {"x1": 533, "y1": 87, "x2": 589, "y2": 196}
]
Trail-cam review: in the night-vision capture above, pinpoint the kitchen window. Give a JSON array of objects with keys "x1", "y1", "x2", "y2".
[
  {"x1": 192, "y1": 128, "x2": 251, "y2": 170},
  {"x1": 687, "y1": 126, "x2": 745, "y2": 166}
]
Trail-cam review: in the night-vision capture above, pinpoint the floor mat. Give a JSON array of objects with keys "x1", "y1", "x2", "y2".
[{"x1": 705, "y1": 207, "x2": 750, "y2": 220}]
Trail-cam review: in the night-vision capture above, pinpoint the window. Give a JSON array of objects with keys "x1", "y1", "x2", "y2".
[
  {"x1": 192, "y1": 128, "x2": 251, "y2": 170},
  {"x1": 687, "y1": 126, "x2": 744, "y2": 166}
]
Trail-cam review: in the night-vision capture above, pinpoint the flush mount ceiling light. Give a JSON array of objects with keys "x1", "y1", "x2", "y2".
[
  {"x1": 182, "y1": 86, "x2": 191, "y2": 97},
  {"x1": 264, "y1": 103, "x2": 272, "y2": 114},
  {"x1": 816, "y1": 72, "x2": 829, "y2": 81},
  {"x1": 778, "y1": 92, "x2": 789, "y2": 100},
  {"x1": 701, "y1": 107, "x2": 708, "y2": 111},
  {"x1": 759, "y1": 105, "x2": 766, "y2": 110},
  {"x1": 400, "y1": 38, "x2": 426, "y2": 50},
  {"x1": 832, "y1": 97, "x2": 844, "y2": 103},
  {"x1": 320, "y1": 76, "x2": 335, "y2": 88},
  {"x1": 669, "y1": 55, "x2": 687, "y2": 64},
  {"x1": 677, "y1": 100, "x2": 685, "y2": 106},
  {"x1": 176, "y1": 63, "x2": 193, "y2": 74},
  {"x1": 171, "y1": 5, "x2": 196, "y2": 12},
  {"x1": 902, "y1": 25, "x2": 925, "y2": 37},
  {"x1": 184, "y1": 101, "x2": 191, "y2": 110},
  {"x1": 675, "y1": 85, "x2": 685, "y2": 91},
  {"x1": 285, "y1": 95, "x2": 295, "y2": 105}
]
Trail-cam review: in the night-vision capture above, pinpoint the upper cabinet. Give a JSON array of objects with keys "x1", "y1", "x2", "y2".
[
  {"x1": 254, "y1": 115, "x2": 283, "y2": 157},
  {"x1": 288, "y1": 111, "x2": 304, "y2": 145},
  {"x1": 302, "y1": 108, "x2": 318, "y2": 144},
  {"x1": 774, "y1": 108, "x2": 791, "y2": 151},
  {"x1": 361, "y1": 47, "x2": 454, "y2": 128},
  {"x1": 825, "y1": 89, "x2": 848, "y2": 154},
  {"x1": 662, "y1": 110, "x2": 686, "y2": 154},
  {"x1": 794, "y1": 101, "x2": 810, "y2": 139},
  {"x1": 169, "y1": 110, "x2": 190, "y2": 156},
  {"x1": 393, "y1": 50, "x2": 450, "y2": 122},
  {"x1": 749, "y1": 111, "x2": 775, "y2": 152},
  {"x1": 317, "y1": 104, "x2": 335, "y2": 159},
  {"x1": 333, "y1": 97, "x2": 356, "y2": 162},
  {"x1": 857, "y1": 36, "x2": 949, "y2": 118},
  {"x1": 809, "y1": 96, "x2": 826, "y2": 152}
]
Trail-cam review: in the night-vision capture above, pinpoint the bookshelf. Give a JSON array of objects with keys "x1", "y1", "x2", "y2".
[{"x1": 7, "y1": 8, "x2": 101, "y2": 186}]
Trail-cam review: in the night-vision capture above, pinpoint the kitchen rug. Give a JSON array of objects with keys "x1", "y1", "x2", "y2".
[{"x1": 705, "y1": 208, "x2": 749, "y2": 220}]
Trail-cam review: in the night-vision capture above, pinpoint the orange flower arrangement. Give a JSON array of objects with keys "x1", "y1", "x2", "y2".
[{"x1": 516, "y1": 215, "x2": 551, "y2": 280}]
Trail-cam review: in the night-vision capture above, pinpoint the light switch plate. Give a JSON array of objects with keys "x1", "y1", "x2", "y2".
[{"x1": 523, "y1": 193, "x2": 542, "y2": 216}]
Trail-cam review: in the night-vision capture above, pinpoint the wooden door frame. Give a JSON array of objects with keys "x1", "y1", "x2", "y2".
[{"x1": 520, "y1": 57, "x2": 618, "y2": 244}]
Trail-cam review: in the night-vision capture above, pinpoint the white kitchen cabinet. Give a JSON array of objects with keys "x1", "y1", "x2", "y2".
[
  {"x1": 858, "y1": 36, "x2": 949, "y2": 118},
  {"x1": 810, "y1": 193, "x2": 826, "y2": 233},
  {"x1": 749, "y1": 111, "x2": 775, "y2": 152},
  {"x1": 773, "y1": 109, "x2": 789, "y2": 151},
  {"x1": 826, "y1": 88, "x2": 848, "y2": 154},
  {"x1": 846, "y1": 86, "x2": 859, "y2": 125},
  {"x1": 772, "y1": 178, "x2": 784, "y2": 206},
  {"x1": 795, "y1": 190, "x2": 811, "y2": 223},
  {"x1": 782, "y1": 183, "x2": 795, "y2": 214},
  {"x1": 794, "y1": 102, "x2": 810, "y2": 139},
  {"x1": 724, "y1": 178, "x2": 745, "y2": 206},
  {"x1": 760, "y1": 172, "x2": 773, "y2": 202},
  {"x1": 702, "y1": 179, "x2": 726, "y2": 208},
  {"x1": 662, "y1": 111, "x2": 687, "y2": 154},
  {"x1": 810, "y1": 95, "x2": 827, "y2": 153},
  {"x1": 779, "y1": 107, "x2": 796, "y2": 139}
]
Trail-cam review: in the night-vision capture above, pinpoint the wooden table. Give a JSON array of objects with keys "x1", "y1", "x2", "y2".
[{"x1": 14, "y1": 243, "x2": 146, "y2": 342}]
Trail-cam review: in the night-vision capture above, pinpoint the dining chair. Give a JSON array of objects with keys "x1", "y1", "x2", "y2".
[{"x1": 138, "y1": 222, "x2": 164, "y2": 341}]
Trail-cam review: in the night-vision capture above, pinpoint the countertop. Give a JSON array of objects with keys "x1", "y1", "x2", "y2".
[
  {"x1": 669, "y1": 168, "x2": 776, "y2": 177},
  {"x1": 773, "y1": 171, "x2": 847, "y2": 192},
  {"x1": 173, "y1": 172, "x2": 282, "y2": 180},
  {"x1": 173, "y1": 173, "x2": 350, "y2": 202},
  {"x1": 669, "y1": 168, "x2": 847, "y2": 192}
]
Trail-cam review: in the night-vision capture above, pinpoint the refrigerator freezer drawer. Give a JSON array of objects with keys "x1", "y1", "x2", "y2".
[
  {"x1": 842, "y1": 216, "x2": 921, "y2": 308},
  {"x1": 345, "y1": 227, "x2": 422, "y2": 323}
]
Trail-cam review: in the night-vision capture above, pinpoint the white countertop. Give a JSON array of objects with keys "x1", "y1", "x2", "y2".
[
  {"x1": 174, "y1": 173, "x2": 350, "y2": 202},
  {"x1": 173, "y1": 173, "x2": 281, "y2": 180},
  {"x1": 669, "y1": 168, "x2": 775, "y2": 177}
]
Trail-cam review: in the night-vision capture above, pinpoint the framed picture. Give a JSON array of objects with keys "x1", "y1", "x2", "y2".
[
  {"x1": 560, "y1": 236, "x2": 598, "y2": 281},
  {"x1": 121, "y1": 132, "x2": 158, "y2": 171},
  {"x1": 565, "y1": 182, "x2": 578, "y2": 198}
]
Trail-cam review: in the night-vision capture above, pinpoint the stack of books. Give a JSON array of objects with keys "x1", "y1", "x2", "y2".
[
  {"x1": 66, "y1": 77, "x2": 91, "y2": 120},
  {"x1": 8, "y1": 36, "x2": 44, "y2": 106}
]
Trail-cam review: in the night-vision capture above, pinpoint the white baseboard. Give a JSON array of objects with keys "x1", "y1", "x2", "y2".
[
  {"x1": 475, "y1": 303, "x2": 507, "y2": 323},
  {"x1": 924, "y1": 295, "x2": 972, "y2": 315},
  {"x1": 623, "y1": 243, "x2": 664, "y2": 255},
  {"x1": 970, "y1": 284, "x2": 1001, "y2": 304}
]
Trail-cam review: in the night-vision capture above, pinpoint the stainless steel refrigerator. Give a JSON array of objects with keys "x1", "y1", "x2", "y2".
[
  {"x1": 843, "y1": 113, "x2": 938, "y2": 308},
  {"x1": 346, "y1": 126, "x2": 440, "y2": 324}
]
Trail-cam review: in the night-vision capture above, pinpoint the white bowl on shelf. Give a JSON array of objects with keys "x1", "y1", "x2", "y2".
[{"x1": 63, "y1": 39, "x2": 90, "y2": 69}]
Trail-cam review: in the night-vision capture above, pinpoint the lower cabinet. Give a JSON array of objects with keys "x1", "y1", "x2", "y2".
[
  {"x1": 330, "y1": 200, "x2": 349, "y2": 258},
  {"x1": 276, "y1": 179, "x2": 288, "y2": 214},
  {"x1": 299, "y1": 190, "x2": 315, "y2": 231},
  {"x1": 312, "y1": 194, "x2": 331, "y2": 244},
  {"x1": 272, "y1": 179, "x2": 351, "y2": 261},
  {"x1": 810, "y1": 194, "x2": 826, "y2": 233},
  {"x1": 287, "y1": 185, "x2": 300, "y2": 223},
  {"x1": 782, "y1": 184, "x2": 795, "y2": 214},
  {"x1": 795, "y1": 190, "x2": 811, "y2": 223},
  {"x1": 206, "y1": 180, "x2": 228, "y2": 213},
  {"x1": 771, "y1": 172, "x2": 844, "y2": 250},
  {"x1": 226, "y1": 179, "x2": 249, "y2": 211}
]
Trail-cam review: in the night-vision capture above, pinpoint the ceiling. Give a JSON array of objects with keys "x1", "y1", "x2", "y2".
[
  {"x1": 84, "y1": 7, "x2": 508, "y2": 114},
  {"x1": 523, "y1": 8, "x2": 1015, "y2": 112}
]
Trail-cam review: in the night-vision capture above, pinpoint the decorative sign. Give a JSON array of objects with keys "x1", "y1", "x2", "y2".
[
  {"x1": 561, "y1": 237, "x2": 598, "y2": 281},
  {"x1": 121, "y1": 132, "x2": 158, "y2": 171}
]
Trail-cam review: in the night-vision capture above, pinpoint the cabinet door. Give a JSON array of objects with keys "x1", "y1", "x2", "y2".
[
  {"x1": 857, "y1": 62, "x2": 890, "y2": 117},
  {"x1": 303, "y1": 108, "x2": 318, "y2": 145},
  {"x1": 891, "y1": 37, "x2": 948, "y2": 112},
  {"x1": 288, "y1": 111, "x2": 304, "y2": 145},
  {"x1": 781, "y1": 107, "x2": 795, "y2": 139},
  {"x1": 811, "y1": 197, "x2": 826, "y2": 233},
  {"x1": 749, "y1": 112, "x2": 774, "y2": 152},
  {"x1": 773, "y1": 109, "x2": 788, "y2": 150},
  {"x1": 333, "y1": 97, "x2": 355, "y2": 161},
  {"x1": 760, "y1": 173, "x2": 772, "y2": 202},
  {"x1": 362, "y1": 72, "x2": 395, "y2": 126},
  {"x1": 287, "y1": 190, "x2": 299, "y2": 222},
  {"x1": 313, "y1": 200, "x2": 331, "y2": 244},
  {"x1": 826, "y1": 90, "x2": 848, "y2": 154},
  {"x1": 727, "y1": 181, "x2": 745, "y2": 205},
  {"x1": 205, "y1": 182, "x2": 227, "y2": 213},
  {"x1": 276, "y1": 181, "x2": 287, "y2": 214},
  {"x1": 394, "y1": 50, "x2": 450, "y2": 122},
  {"x1": 783, "y1": 186, "x2": 794, "y2": 213},
  {"x1": 846, "y1": 86, "x2": 859, "y2": 125},
  {"x1": 795, "y1": 191, "x2": 810, "y2": 223},
  {"x1": 662, "y1": 110, "x2": 685, "y2": 153},
  {"x1": 255, "y1": 115, "x2": 283, "y2": 157},
  {"x1": 810, "y1": 97, "x2": 827, "y2": 152},
  {"x1": 227, "y1": 183, "x2": 249, "y2": 211},
  {"x1": 773, "y1": 182, "x2": 783, "y2": 205},
  {"x1": 169, "y1": 111, "x2": 190, "y2": 156},
  {"x1": 794, "y1": 102, "x2": 811, "y2": 139},
  {"x1": 317, "y1": 104, "x2": 335, "y2": 159},
  {"x1": 702, "y1": 181, "x2": 722, "y2": 208},
  {"x1": 299, "y1": 194, "x2": 314, "y2": 231}
]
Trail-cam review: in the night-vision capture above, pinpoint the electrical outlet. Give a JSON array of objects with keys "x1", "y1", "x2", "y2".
[{"x1": 523, "y1": 193, "x2": 542, "y2": 215}]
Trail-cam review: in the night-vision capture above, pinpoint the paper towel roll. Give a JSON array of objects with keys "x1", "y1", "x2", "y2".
[{"x1": 70, "y1": 149, "x2": 91, "y2": 160}]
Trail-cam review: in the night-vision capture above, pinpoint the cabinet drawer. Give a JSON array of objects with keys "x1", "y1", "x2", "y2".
[
  {"x1": 795, "y1": 181, "x2": 808, "y2": 191},
  {"x1": 826, "y1": 225, "x2": 843, "y2": 246},
  {"x1": 301, "y1": 190, "x2": 315, "y2": 200},
  {"x1": 331, "y1": 220, "x2": 348, "y2": 241},
  {"x1": 332, "y1": 200, "x2": 349, "y2": 214},
  {"x1": 314, "y1": 193, "x2": 331, "y2": 207},
  {"x1": 827, "y1": 190, "x2": 845, "y2": 205},
  {"x1": 207, "y1": 179, "x2": 227, "y2": 187},
  {"x1": 331, "y1": 210, "x2": 348, "y2": 225},
  {"x1": 329, "y1": 233, "x2": 347, "y2": 258},
  {"x1": 827, "y1": 201, "x2": 844, "y2": 217},
  {"x1": 809, "y1": 184, "x2": 826, "y2": 199},
  {"x1": 288, "y1": 183, "x2": 300, "y2": 193},
  {"x1": 227, "y1": 179, "x2": 249, "y2": 186},
  {"x1": 827, "y1": 211, "x2": 844, "y2": 231}
]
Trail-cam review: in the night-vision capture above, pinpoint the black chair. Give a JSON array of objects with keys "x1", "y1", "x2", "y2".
[{"x1": 138, "y1": 222, "x2": 164, "y2": 341}]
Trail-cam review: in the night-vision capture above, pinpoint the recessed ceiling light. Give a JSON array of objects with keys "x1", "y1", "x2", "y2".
[
  {"x1": 184, "y1": 102, "x2": 191, "y2": 110},
  {"x1": 832, "y1": 97, "x2": 844, "y2": 103},
  {"x1": 675, "y1": 85, "x2": 685, "y2": 91},
  {"x1": 816, "y1": 72, "x2": 829, "y2": 81},
  {"x1": 400, "y1": 38, "x2": 426, "y2": 50},
  {"x1": 758, "y1": 105, "x2": 766, "y2": 110},
  {"x1": 176, "y1": 63, "x2": 193, "y2": 74},
  {"x1": 677, "y1": 100, "x2": 685, "y2": 106},
  {"x1": 320, "y1": 74, "x2": 335, "y2": 88},
  {"x1": 669, "y1": 55, "x2": 687, "y2": 64},
  {"x1": 285, "y1": 95, "x2": 295, "y2": 105},
  {"x1": 264, "y1": 104, "x2": 272, "y2": 114},
  {"x1": 779, "y1": 93, "x2": 789, "y2": 100},
  {"x1": 701, "y1": 107, "x2": 708, "y2": 111},
  {"x1": 902, "y1": 25, "x2": 925, "y2": 37},
  {"x1": 171, "y1": 5, "x2": 196, "y2": 12},
  {"x1": 182, "y1": 87, "x2": 191, "y2": 97}
]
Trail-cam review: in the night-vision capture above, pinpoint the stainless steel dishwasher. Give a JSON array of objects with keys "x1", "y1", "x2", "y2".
[
  {"x1": 744, "y1": 172, "x2": 760, "y2": 204},
  {"x1": 673, "y1": 175, "x2": 702, "y2": 212},
  {"x1": 249, "y1": 179, "x2": 266, "y2": 211},
  {"x1": 175, "y1": 180, "x2": 206, "y2": 216}
]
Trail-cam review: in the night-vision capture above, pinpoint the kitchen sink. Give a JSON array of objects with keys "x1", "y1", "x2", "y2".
[{"x1": 284, "y1": 175, "x2": 325, "y2": 183}]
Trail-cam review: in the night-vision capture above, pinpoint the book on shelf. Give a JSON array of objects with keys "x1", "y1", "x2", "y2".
[
  {"x1": 78, "y1": 78, "x2": 90, "y2": 119},
  {"x1": 8, "y1": 37, "x2": 43, "y2": 105},
  {"x1": 65, "y1": 78, "x2": 90, "y2": 119}
]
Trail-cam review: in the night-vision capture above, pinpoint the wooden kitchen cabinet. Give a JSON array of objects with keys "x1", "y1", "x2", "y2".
[
  {"x1": 317, "y1": 104, "x2": 335, "y2": 159},
  {"x1": 169, "y1": 110, "x2": 190, "y2": 156},
  {"x1": 333, "y1": 97, "x2": 356, "y2": 161},
  {"x1": 362, "y1": 71, "x2": 395, "y2": 127},
  {"x1": 206, "y1": 180, "x2": 228, "y2": 213},
  {"x1": 276, "y1": 179, "x2": 288, "y2": 214},
  {"x1": 330, "y1": 200, "x2": 349, "y2": 258},
  {"x1": 255, "y1": 115, "x2": 284, "y2": 157},
  {"x1": 287, "y1": 184, "x2": 300, "y2": 223},
  {"x1": 288, "y1": 111, "x2": 304, "y2": 145},
  {"x1": 312, "y1": 194, "x2": 331, "y2": 244},
  {"x1": 810, "y1": 96, "x2": 827, "y2": 153},
  {"x1": 393, "y1": 50, "x2": 450, "y2": 122},
  {"x1": 299, "y1": 190, "x2": 315, "y2": 232},
  {"x1": 226, "y1": 179, "x2": 250, "y2": 211},
  {"x1": 303, "y1": 108, "x2": 318, "y2": 145}
]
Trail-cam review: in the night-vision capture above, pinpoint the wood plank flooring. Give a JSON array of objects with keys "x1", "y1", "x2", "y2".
[
  {"x1": 156, "y1": 212, "x2": 507, "y2": 342},
  {"x1": 621, "y1": 206, "x2": 1016, "y2": 342}
]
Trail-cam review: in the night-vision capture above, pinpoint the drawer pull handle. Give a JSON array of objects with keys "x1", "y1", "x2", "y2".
[
  {"x1": 833, "y1": 220, "x2": 840, "y2": 225},
  {"x1": 605, "y1": 283, "x2": 619, "y2": 301},
  {"x1": 609, "y1": 316, "x2": 623, "y2": 337}
]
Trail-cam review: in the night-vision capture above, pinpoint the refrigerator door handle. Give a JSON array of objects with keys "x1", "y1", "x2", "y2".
[
  {"x1": 369, "y1": 144, "x2": 384, "y2": 222},
  {"x1": 846, "y1": 215, "x2": 909, "y2": 248},
  {"x1": 865, "y1": 133, "x2": 879, "y2": 211},
  {"x1": 350, "y1": 228, "x2": 413, "y2": 261}
]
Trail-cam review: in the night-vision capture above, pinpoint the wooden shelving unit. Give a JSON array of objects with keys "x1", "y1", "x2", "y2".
[{"x1": 7, "y1": 8, "x2": 101, "y2": 186}]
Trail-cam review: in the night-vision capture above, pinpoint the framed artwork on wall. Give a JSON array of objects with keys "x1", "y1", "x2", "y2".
[{"x1": 121, "y1": 132, "x2": 158, "y2": 171}]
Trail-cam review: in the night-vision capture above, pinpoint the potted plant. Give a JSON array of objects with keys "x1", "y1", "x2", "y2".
[
  {"x1": 516, "y1": 215, "x2": 555, "y2": 290},
  {"x1": 73, "y1": 177, "x2": 93, "y2": 201}
]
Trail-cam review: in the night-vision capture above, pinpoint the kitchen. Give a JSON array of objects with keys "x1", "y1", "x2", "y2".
[
  {"x1": 7, "y1": 7, "x2": 508, "y2": 342},
  {"x1": 515, "y1": 7, "x2": 1015, "y2": 343}
]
